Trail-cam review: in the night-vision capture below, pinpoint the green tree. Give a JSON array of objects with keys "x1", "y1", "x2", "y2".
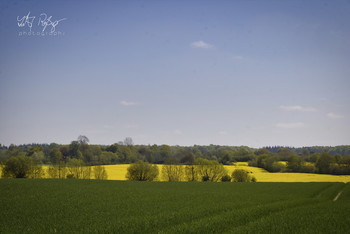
[
  {"x1": 277, "y1": 148, "x2": 296, "y2": 160},
  {"x1": 256, "y1": 154, "x2": 269, "y2": 168},
  {"x1": 49, "y1": 148, "x2": 63, "y2": 164},
  {"x1": 264, "y1": 156, "x2": 279, "y2": 172},
  {"x1": 68, "y1": 141, "x2": 82, "y2": 159},
  {"x1": 180, "y1": 152, "x2": 195, "y2": 164},
  {"x1": 31, "y1": 151, "x2": 45, "y2": 164},
  {"x1": 2, "y1": 156, "x2": 34, "y2": 178},
  {"x1": 126, "y1": 161, "x2": 159, "y2": 181},
  {"x1": 301, "y1": 148, "x2": 310, "y2": 157},
  {"x1": 231, "y1": 169, "x2": 255, "y2": 182},
  {"x1": 287, "y1": 155, "x2": 303, "y2": 172},
  {"x1": 117, "y1": 145, "x2": 138, "y2": 163},
  {"x1": 219, "y1": 150, "x2": 233, "y2": 165},
  {"x1": 315, "y1": 152, "x2": 334, "y2": 174},
  {"x1": 98, "y1": 151, "x2": 119, "y2": 164},
  {"x1": 271, "y1": 161, "x2": 286, "y2": 172},
  {"x1": 255, "y1": 148, "x2": 271, "y2": 155}
]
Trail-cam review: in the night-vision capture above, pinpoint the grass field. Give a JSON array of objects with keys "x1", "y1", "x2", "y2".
[{"x1": 0, "y1": 179, "x2": 349, "y2": 233}]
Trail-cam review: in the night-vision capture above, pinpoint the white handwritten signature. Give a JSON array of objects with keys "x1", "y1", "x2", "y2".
[{"x1": 17, "y1": 12, "x2": 66, "y2": 33}]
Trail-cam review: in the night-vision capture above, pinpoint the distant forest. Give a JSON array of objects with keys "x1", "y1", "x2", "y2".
[{"x1": 1, "y1": 136, "x2": 350, "y2": 175}]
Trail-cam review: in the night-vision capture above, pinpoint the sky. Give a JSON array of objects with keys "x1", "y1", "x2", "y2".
[{"x1": 0, "y1": 0, "x2": 349, "y2": 148}]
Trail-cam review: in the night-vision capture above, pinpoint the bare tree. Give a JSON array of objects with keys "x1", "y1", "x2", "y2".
[
  {"x1": 94, "y1": 165, "x2": 108, "y2": 180},
  {"x1": 123, "y1": 137, "x2": 134, "y2": 146},
  {"x1": 78, "y1": 135, "x2": 89, "y2": 145},
  {"x1": 162, "y1": 164, "x2": 184, "y2": 181}
]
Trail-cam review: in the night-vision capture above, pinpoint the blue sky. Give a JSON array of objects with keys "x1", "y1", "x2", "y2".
[{"x1": 0, "y1": 0, "x2": 349, "y2": 147}]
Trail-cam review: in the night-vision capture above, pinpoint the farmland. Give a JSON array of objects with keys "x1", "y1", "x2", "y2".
[
  {"x1": 3, "y1": 162, "x2": 350, "y2": 182},
  {"x1": 99, "y1": 163, "x2": 350, "y2": 182},
  {"x1": 0, "y1": 179, "x2": 349, "y2": 233}
]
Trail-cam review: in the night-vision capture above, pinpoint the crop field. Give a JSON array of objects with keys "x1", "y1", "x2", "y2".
[
  {"x1": 3, "y1": 163, "x2": 350, "y2": 182},
  {"x1": 86, "y1": 163, "x2": 350, "y2": 182},
  {"x1": 0, "y1": 180, "x2": 349, "y2": 233},
  {"x1": 231, "y1": 162, "x2": 350, "y2": 182},
  {"x1": 100, "y1": 163, "x2": 350, "y2": 182},
  {"x1": 2, "y1": 163, "x2": 350, "y2": 182}
]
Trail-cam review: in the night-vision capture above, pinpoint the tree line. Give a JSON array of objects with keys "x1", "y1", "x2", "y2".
[
  {"x1": 1, "y1": 155, "x2": 255, "y2": 182},
  {"x1": 1, "y1": 136, "x2": 350, "y2": 176},
  {"x1": 1, "y1": 156, "x2": 108, "y2": 180},
  {"x1": 249, "y1": 148, "x2": 350, "y2": 175},
  {"x1": 126, "y1": 160, "x2": 256, "y2": 182}
]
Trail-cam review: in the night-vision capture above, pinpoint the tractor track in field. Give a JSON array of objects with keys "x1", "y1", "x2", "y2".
[
  {"x1": 224, "y1": 198, "x2": 322, "y2": 234},
  {"x1": 312, "y1": 183, "x2": 346, "y2": 201},
  {"x1": 333, "y1": 191, "x2": 343, "y2": 201},
  {"x1": 158, "y1": 198, "x2": 319, "y2": 234},
  {"x1": 163, "y1": 184, "x2": 348, "y2": 233}
]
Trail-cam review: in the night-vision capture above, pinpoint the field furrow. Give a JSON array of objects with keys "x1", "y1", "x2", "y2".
[{"x1": 0, "y1": 180, "x2": 349, "y2": 233}]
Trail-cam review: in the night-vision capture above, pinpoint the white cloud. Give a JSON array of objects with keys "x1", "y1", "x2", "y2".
[
  {"x1": 276, "y1": 122, "x2": 305, "y2": 129},
  {"x1": 327, "y1": 112, "x2": 344, "y2": 119},
  {"x1": 120, "y1": 101, "x2": 139, "y2": 106},
  {"x1": 191, "y1": 40, "x2": 214, "y2": 49},
  {"x1": 280, "y1": 105, "x2": 317, "y2": 112}
]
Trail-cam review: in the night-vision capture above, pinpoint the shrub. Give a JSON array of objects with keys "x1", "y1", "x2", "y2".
[
  {"x1": 221, "y1": 174, "x2": 231, "y2": 182},
  {"x1": 126, "y1": 161, "x2": 159, "y2": 181},
  {"x1": 202, "y1": 175, "x2": 210, "y2": 181},
  {"x1": 232, "y1": 169, "x2": 254, "y2": 182},
  {"x1": 300, "y1": 164, "x2": 316, "y2": 173},
  {"x1": 271, "y1": 162, "x2": 286, "y2": 172},
  {"x1": 2, "y1": 156, "x2": 35, "y2": 178},
  {"x1": 195, "y1": 158, "x2": 228, "y2": 182}
]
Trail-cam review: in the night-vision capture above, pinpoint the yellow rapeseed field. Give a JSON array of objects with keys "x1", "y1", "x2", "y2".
[
  {"x1": 3, "y1": 163, "x2": 350, "y2": 182},
  {"x1": 230, "y1": 162, "x2": 350, "y2": 182}
]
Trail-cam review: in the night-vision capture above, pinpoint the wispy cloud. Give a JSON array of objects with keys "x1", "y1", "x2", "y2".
[
  {"x1": 191, "y1": 40, "x2": 214, "y2": 49},
  {"x1": 120, "y1": 100, "x2": 139, "y2": 106},
  {"x1": 327, "y1": 112, "x2": 344, "y2": 119},
  {"x1": 276, "y1": 122, "x2": 305, "y2": 129},
  {"x1": 280, "y1": 105, "x2": 317, "y2": 112}
]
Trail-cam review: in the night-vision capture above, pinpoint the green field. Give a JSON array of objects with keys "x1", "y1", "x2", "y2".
[{"x1": 0, "y1": 180, "x2": 349, "y2": 233}]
